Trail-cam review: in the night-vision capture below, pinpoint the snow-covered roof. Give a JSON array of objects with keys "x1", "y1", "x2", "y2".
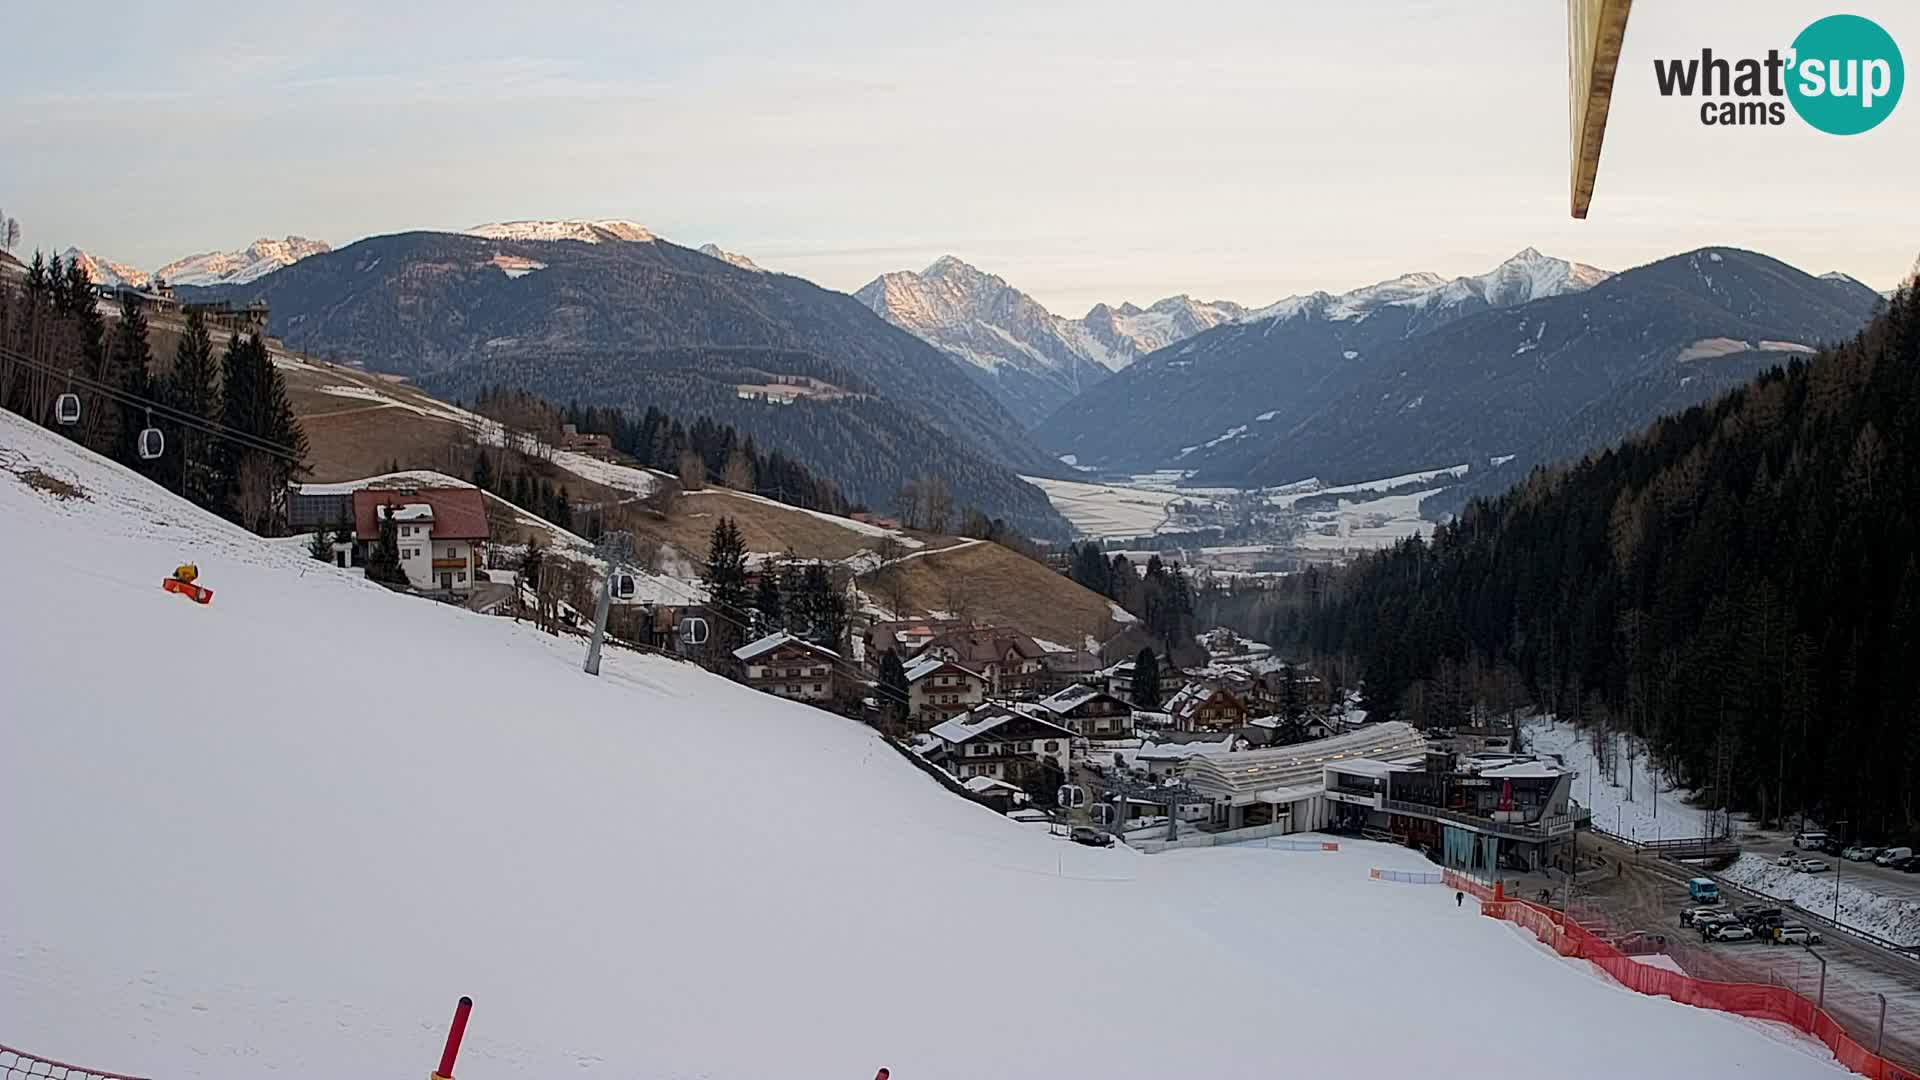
[
  {"x1": 1135, "y1": 739, "x2": 1235, "y2": 762},
  {"x1": 293, "y1": 471, "x2": 475, "y2": 496},
  {"x1": 1324, "y1": 757, "x2": 1406, "y2": 779},
  {"x1": 1036, "y1": 683, "x2": 1105, "y2": 713},
  {"x1": 962, "y1": 775, "x2": 1027, "y2": 797},
  {"x1": 733, "y1": 631, "x2": 841, "y2": 663},
  {"x1": 904, "y1": 655, "x2": 981, "y2": 684},
  {"x1": 387, "y1": 503, "x2": 433, "y2": 522},
  {"x1": 929, "y1": 705, "x2": 1072, "y2": 746},
  {"x1": 1184, "y1": 722, "x2": 1427, "y2": 804},
  {"x1": 1479, "y1": 760, "x2": 1567, "y2": 780}
]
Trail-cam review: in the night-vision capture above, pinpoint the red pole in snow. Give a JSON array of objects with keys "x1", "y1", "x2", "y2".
[
  {"x1": 874, "y1": 1070, "x2": 890, "y2": 1080},
  {"x1": 433, "y1": 997, "x2": 473, "y2": 1080}
]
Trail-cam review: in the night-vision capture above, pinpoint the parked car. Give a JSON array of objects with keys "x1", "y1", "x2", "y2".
[
  {"x1": 1898, "y1": 856, "x2": 1920, "y2": 874},
  {"x1": 1796, "y1": 857, "x2": 1830, "y2": 873},
  {"x1": 1681, "y1": 905, "x2": 1723, "y2": 927},
  {"x1": 1709, "y1": 923, "x2": 1757, "y2": 942},
  {"x1": 1775, "y1": 925, "x2": 1824, "y2": 945},
  {"x1": 1793, "y1": 831, "x2": 1829, "y2": 850},
  {"x1": 1823, "y1": 837, "x2": 1848, "y2": 856},
  {"x1": 1615, "y1": 930, "x2": 1668, "y2": 955},
  {"x1": 1695, "y1": 913, "x2": 1741, "y2": 936},
  {"x1": 1775, "y1": 853, "x2": 1800, "y2": 867},
  {"x1": 1844, "y1": 846, "x2": 1879, "y2": 862},
  {"x1": 1739, "y1": 906, "x2": 1784, "y2": 928},
  {"x1": 1069, "y1": 826, "x2": 1114, "y2": 848},
  {"x1": 1687, "y1": 878, "x2": 1720, "y2": 904},
  {"x1": 1875, "y1": 846, "x2": 1913, "y2": 866}
]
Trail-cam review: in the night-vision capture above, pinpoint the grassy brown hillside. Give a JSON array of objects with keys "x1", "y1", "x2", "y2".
[
  {"x1": 258, "y1": 341, "x2": 1126, "y2": 644},
  {"x1": 858, "y1": 539, "x2": 1126, "y2": 648}
]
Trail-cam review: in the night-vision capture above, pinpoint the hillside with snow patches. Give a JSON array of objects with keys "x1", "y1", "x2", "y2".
[{"x1": 0, "y1": 411, "x2": 1851, "y2": 1080}]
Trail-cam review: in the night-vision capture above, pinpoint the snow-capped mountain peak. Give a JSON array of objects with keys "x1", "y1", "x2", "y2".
[
  {"x1": 59, "y1": 248, "x2": 150, "y2": 290},
  {"x1": 697, "y1": 243, "x2": 763, "y2": 273},
  {"x1": 464, "y1": 219, "x2": 657, "y2": 244},
  {"x1": 855, "y1": 256, "x2": 1251, "y2": 428},
  {"x1": 1246, "y1": 249, "x2": 1611, "y2": 326},
  {"x1": 156, "y1": 236, "x2": 331, "y2": 287}
]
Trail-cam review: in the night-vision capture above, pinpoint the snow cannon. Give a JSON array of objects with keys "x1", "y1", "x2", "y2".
[{"x1": 162, "y1": 563, "x2": 213, "y2": 605}]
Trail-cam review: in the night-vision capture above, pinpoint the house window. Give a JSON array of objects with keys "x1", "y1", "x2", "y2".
[
  {"x1": 456, "y1": 571, "x2": 466, "y2": 583},
  {"x1": 812, "y1": 684, "x2": 823, "y2": 693},
  {"x1": 446, "y1": 547, "x2": 456, "y2": 559},
  {"x1": 1045, "y1": 741, "x2": 1060, "y2": 752}
]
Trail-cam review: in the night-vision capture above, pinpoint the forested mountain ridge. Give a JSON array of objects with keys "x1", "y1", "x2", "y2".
[
  {"x1": 1043, "y1": 249, "x2": 1880, "y2": 501},
  {"x1": 1265, "y1": 280, "x2": 1920, "y2": 836},
  {"x1": 188, "y1": 230, "x2": 1071, "y2": 537},
  {"x1": 1184, "y1": 249, "x2": 1880, "y2": 488},
  {"x1": 1040, "y1": 248, "x2": 1609, "y2": 471}
]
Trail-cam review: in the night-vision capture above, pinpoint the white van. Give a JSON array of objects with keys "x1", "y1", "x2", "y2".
[
  {"x1": 1793, "y1": 831, "x2": 1828, "y2": 849},
  {"x1": 1874, "y1": 846, "x2": 1911, "y2": 866}
]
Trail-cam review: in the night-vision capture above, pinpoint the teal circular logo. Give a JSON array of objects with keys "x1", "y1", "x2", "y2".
[{"x1": 1788, "y1": 14, "x2": 1903, "y2": 135}]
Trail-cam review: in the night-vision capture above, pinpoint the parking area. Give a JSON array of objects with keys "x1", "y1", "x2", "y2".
[
  {"x1": 1573, "y1": 833, "x2": 1920, "y2": 1068},
  {"x1": 1742, "y1": 830, "x2": 1920, "y2": 906}
]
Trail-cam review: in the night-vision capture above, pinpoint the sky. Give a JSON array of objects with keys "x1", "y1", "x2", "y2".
[{"x1": 4, "y1": 0, "x2": 1916, "y2": 313}]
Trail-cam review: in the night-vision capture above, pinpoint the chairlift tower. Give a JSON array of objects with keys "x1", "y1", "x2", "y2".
[{"x1": 583, "y1": 530, "x2": 637, "y2": 676}]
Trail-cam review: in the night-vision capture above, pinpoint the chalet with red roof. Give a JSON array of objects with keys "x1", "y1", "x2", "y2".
[{"x1": 350, "y1": 487, "x2": 490, "y2": 593}]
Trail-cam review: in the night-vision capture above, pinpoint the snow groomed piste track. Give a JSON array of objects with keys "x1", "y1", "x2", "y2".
[{"x1": 0, "y1": 409, "x2": 1860, "y2": 1078}]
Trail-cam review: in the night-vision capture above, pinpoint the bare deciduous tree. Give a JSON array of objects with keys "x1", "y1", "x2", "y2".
[{"x1": 678, "y1": 451, "x2": 707, "y2": 491}]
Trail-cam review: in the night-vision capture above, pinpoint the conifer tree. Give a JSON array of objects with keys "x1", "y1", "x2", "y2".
[
  {"x1": 878, "y1": 647, "x2": 911, "y2": 731},
  {"x1": 1132, "y1": 648, "x2": 1161, "y2": 709},
  {"x1": 754, "y1": 570, "x2": 784, "y2": 635},
  {"x1": 167, "y1": 308, "x2": 219, "y2": 508},
  {"x1": 107, "y1": 292, "x2": 154, "y2": 471},
  {"x1": 801, "y1": 562, "x2": 847, "y2": 651},
  {"x1": 702, "y1": 516, "x2": 751, "y2": 655}
]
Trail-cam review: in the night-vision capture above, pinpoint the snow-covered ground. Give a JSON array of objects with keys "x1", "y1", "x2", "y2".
[
  {"x1": 1288, "y1": 488, "x2": 1441, "y2": 551},
  {"x1": 1525, "y1": 716, "x2": 1715, "y2": 843},
  {"x1": 1720, "y1": 855, "x2": 1920, "y2": 944},
  {"x1": 0, "y1": 412, "x2": 1849, "y2": 1080},
  {"x1": 1020, "y1": 475, "x2": 1192, "y2": 538},
  {"x1": 1026, "y1": 466, "x2": 1461, "y2": 552}
]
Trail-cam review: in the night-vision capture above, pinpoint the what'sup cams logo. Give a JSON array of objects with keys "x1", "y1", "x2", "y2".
[{"x1": 1654, "y1": 14, "x2": 1903, "y2": 133}]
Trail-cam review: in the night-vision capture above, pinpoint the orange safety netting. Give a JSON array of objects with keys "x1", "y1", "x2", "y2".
[{"x1": 1464, "y1": 885, "x2": 1920, "y2": 1080}]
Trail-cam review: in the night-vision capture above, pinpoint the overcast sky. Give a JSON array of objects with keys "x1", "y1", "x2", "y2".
[{"x1": 5, "y1": 0, "x2": 1915, "y2": 312}]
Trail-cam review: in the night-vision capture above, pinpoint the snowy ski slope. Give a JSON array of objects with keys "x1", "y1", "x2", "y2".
[{"x1": 0, "y1": 412, "x2": 1846, "y2": 1080}]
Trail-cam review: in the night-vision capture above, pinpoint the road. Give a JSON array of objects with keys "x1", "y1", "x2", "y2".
[{"x1": 1574, "y1": 833, "x2": 1920, "y2": 1068}]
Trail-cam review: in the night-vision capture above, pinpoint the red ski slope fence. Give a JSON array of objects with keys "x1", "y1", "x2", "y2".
[
  {"x1": 1460, "y1": 880, "x2": 1920, "y2": 1080},
  {"x1": 1, "y1": 1044, "x2": 152, "y2": 1080}
]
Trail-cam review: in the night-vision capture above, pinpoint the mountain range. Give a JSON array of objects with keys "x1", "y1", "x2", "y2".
[
  {"x1": 856, "y1": 256, "x2": 1244, "y2": 428},
  {"x1": 60, "y1": 236, "x2": 331, "y2": 289},
  {"x1": 185, "y1": 226, "x2": 1074, "y2": 538},
  {"x1": 1041, "y1": 247, "x2": 1882, "y2": 501}
]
